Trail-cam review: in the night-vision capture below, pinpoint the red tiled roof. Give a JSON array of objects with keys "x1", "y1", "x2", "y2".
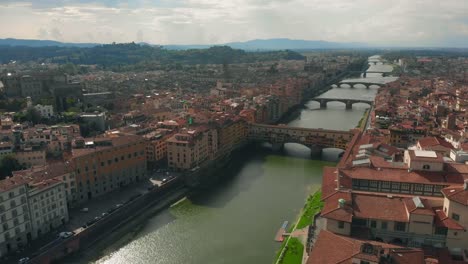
[
  {"x1": 352, "y1": 193, "x2": 409, "y2": 223},
  {"x1": 418, "y1": 136, "x2": 454, "y2": 150},
  {"x1": 403, "y1": 197, "x2": 435, "y2": 216},
  {"x1": 321, "y1": 191, "x2": 353, "y2": 223},
  {"x1": 441, "y1": 185, "x2": 468, "y2": 206},
  {"x1": 0, "y1": 175, "x2": 28, "y2": 191},
  {"x1": 434, "y1": 209, "x2": 465, "y2": 230},
  {"x1": 321, "y1": 166, "x2": 338, "y2": 199},
  {"x1": 340, "y1": 166, "x2": 463, "y2": 185},
  {"x1": 308, "y1": 230, "x2": 425, "y2": 264}
]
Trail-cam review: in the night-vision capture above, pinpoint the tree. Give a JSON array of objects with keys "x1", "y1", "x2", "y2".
[
  {"x1": 25, "y1": 108, "x2": 42, "y2": 124},
  {"x1": 0, "y1": 155, "x2": 23, "y2": 179}
]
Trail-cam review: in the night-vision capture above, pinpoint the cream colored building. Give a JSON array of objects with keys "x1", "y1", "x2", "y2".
[
  {"x1": 27, "y1": 179, "x2": 68, "y2": 238},
  {"x1": 404, "y1": 150, "x2": 444, "y2": 172},
  {"x1": 0, "y1": 176, "x2": 31, "y2": 257},
  {"x1": 441, "y1": 183, "x2": 468, "y2": 253},
  {"x1": 167, "y1": 128, "x2": 209, "y2": 171}
]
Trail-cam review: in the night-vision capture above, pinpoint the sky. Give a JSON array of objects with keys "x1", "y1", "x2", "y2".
[{"x1": 1, "y1": 0, "x2": 468, "y2": 47}]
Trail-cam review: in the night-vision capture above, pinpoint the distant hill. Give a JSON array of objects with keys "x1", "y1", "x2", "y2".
[
  {"x1": 0, "y1": 38, "x2": 367, "y2": 50},
  {"x1": 0, "y1": 38, "x2": 98, "y2": 48},
  {"x1": 166, "y1": 38, "x2": 368, "y2": 50},
  {"x1": 225, "y1": 38, "x2": 368, "y2": 50}
]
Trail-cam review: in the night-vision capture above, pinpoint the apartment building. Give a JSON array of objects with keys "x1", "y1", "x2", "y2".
[
  {"x1": 27, "y1": 179, "x2": 68, "y2": 239},
  {"x1": 143, "y1": 129, "x2": 173, "y2": 167},
  {"x1": 70, "y1": 133, "x2": 147, "y2": 204},
  {"x1": 0, "y1": 176, "x2": 31, "y2": 258},
  {"x1": 15, "y1": 148, "x2": 46, "y2": 168},
  {"x1": 167, "y1": 128, "x2": 209, "y2": 171},
  {"x1": 0, "y1": 142, "x2": 13, "y2": 157}
]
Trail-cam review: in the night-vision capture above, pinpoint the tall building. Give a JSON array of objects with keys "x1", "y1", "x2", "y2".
[
  {"x1": 167, "y1": 127, "x2": 210, "y2": 171},
  {"x1": 0, "y1": 176, "x2": 31, "y2": 257},
  {"x1": 70, "y1": 133, "x2": 147, "y2": 204}
]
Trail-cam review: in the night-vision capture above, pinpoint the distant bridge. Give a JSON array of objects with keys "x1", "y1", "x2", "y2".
[
  {"x1": 310, "y1": 98, "x2": 373, "y2": 109},
  {"x1": 334, "y1": 81, "x2": 385, "y2": 89},
  {"x1": 248, "y1": 123, "x2": 358, "y2": 153}
]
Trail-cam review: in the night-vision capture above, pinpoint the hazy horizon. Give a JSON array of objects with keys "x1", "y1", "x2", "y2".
[{"x1": 1, "y1": 0, "x2": 468, "y2": 47}]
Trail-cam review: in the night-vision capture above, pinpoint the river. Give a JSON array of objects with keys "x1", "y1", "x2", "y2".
[{"x1": 79, "y1": 56, "x2": 395, "y2": 264}]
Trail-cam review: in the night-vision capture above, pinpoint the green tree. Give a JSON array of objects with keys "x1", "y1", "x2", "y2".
[
  {"x1": 25, "y1": 108, "x2": 41, "y2": 124},
  {"x1": 0, "y1": 155, "x2": 23, "y2": 179}
]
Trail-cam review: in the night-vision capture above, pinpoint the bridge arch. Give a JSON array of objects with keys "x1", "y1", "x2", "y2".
[
  {"x1": 310, "y1": 98, "x2": 373, "y2": 109},
  {"x1": 338, "y1": 82, "x2": 383, "y2": 89}
]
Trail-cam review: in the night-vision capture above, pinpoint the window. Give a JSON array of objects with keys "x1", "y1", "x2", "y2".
[
  {"x1": 422, "y1": 164, "x2": 430, "y2": 170},
  {"x1": 394, "y1": 222, "x2": 406, "y2": 232},
  {"x1": 381, "y1": 181, "x2": 391, "y2": 189},
  {"x1": 414, "y1": 184, "x2": 423, "y2": 193},
  {"x1": 381, "y1": 221, "x2": 388, "y2": 230},
  {"x1": 401, "y1": 183, "x2": 410, "y2": 192},
  {"x1": 452, "y1": 213, "x2": 460, "y2": 221},
  {"x1": 360, "y1": 261, "x2": 370, "y2": 264},
  {"x1": 338, "y1": 221, "x2": 344, "y2": 229},
  {"x1": 435, "y1": 227, "x2": 447, "y2": 236},
  {"x1": 423, "y1": 185, "x2": 433, "y2": 194},
  {"x1": 370, "y1": 220, "x2": 376, "y2": 228}
]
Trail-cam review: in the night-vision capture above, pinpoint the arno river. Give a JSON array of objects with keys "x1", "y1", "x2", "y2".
[{"x1": 80, "y1": 56, "x2": 395, "y2": 264}]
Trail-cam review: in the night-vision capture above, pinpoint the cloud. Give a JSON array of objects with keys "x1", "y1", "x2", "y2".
[{"x1": 0, "y1": 0, "x2": 468, "y2": 46}]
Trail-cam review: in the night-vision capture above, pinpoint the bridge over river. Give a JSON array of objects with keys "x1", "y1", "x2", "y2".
[
  {"x1": 248, "y1": 123, "x2": 359, "y2": 154},
  {"x1": 309, "y1": 97, "x2": 373, "y2": 109}
]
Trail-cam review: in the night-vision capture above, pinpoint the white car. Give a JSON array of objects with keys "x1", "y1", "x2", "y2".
[
  {"x1": 18, "y1": 257, "x2": 29, "y2": 264},
  {"x1": 58, "y1": 231, "x2": 74, "y2": 239}
]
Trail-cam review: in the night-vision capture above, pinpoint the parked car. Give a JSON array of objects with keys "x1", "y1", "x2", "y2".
[
  {"x1": 18, "y1": 257, "x2": 29, "y2": 264},
  {"x1": 58, "y1": 231, "x2": 74, "y2": 239}
]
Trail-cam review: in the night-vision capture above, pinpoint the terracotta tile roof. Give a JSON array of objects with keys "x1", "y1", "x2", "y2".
[
  {"x1": 352, "y1": 193, "x2": 409, "y2": 223},
  {"x1": 441, "y1": 185, "x2": 468, "y2": 206},
  {"x1": 434, "y1": 208, "x2": 465, "y2": 230},
  {"x1": 340, "y1": 166, "x2": 463, "y2": 185},
  {"x1": 403, "y1": 197, "x2": 435, "y2": 216},
  {"x1": 321, "y1": 191, "x2": 353, "y2": 223},
  {"x1": 308, "y1": 230, "x2": 425, "y2": 264},
  {"x1": 71, "y1": 134, "x2": 145, "y2": 158},
  {"x1": 321, "y1": 166, "x2": 339, "y2": 199},
  {"x1": 418, "y1": 136, "x2": 454, "y2": 150},
  {"x1": 0, "y1": 175, "x2": 28, "y2": 191}
]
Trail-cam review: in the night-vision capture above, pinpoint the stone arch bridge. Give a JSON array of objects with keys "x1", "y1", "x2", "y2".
[
  {"x1": 248, "y1": 123, "x2": 358, "y2": 154},
  {"x1": 334, "y1": 81, "x2": 384, "y2": 89},
  {"x1": 310, "y1": 98, "x2": 373, "y2": 109}
]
